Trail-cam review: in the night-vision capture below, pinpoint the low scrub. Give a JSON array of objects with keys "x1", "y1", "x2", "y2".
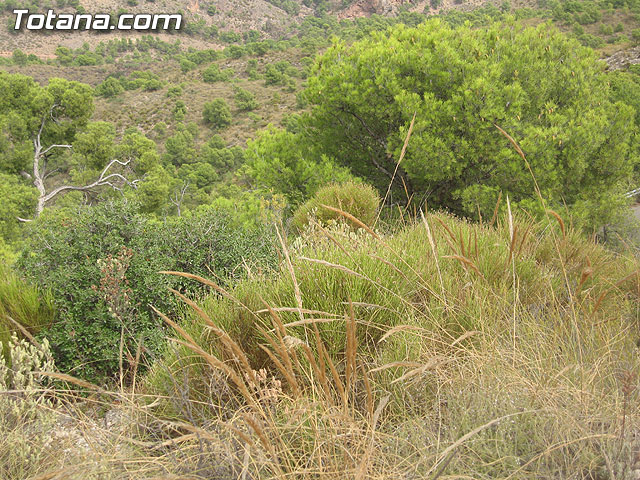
[
  {"x1": 291, "y1": 181, "x2": 380, "y2": 233},
  {"x1": 141, "y1": 208, "x2": 640, "y2": 478},
  {"x1": 17, "y1": 201, "x2": 276, "y2": 384}
]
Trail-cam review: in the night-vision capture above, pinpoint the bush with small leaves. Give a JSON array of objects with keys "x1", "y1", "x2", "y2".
[
  {"x1": 203, "y1": 63, "x2": 234, "y2": 83},
  {"x1": 234, "y1": 87, "x2": 258, "y2": 111},
  {"x1": 203, "y1": 99, "x2": 232, "y2": 129},
  {"x1": 95, "y1": 77, "x2": 124, "y2": 98},
  {"x1": 17, "y1": 201, "x2": 277, "y2": 383}
]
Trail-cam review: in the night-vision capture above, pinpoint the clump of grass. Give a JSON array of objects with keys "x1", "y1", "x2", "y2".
[
  {"x1": 0, "y1": 265, "x2": 55, "y2": 358},
  {"x1": 132, "y1": 204, "x2": 640, "y2": 478},
  {"x1": 292, "y1": 181, "x2": 381, "y2": 233}
]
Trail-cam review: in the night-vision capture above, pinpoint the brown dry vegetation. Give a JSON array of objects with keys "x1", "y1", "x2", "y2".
[{"x1": 4, "y1": 204, "x2": 640, "y2": 479}]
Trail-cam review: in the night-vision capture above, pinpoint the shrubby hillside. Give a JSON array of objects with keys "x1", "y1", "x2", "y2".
[{"x1": 2, "y1": 1, "x2": 640, "y2": 478}]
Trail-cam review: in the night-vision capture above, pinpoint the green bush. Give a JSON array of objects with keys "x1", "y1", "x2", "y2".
[
  {"x1": 95, "y1": 77, "x2": 124, "y2": 98},
  {"x1": 203, "y1": 99, "x2": 232, "y2": 129},
  {"x1": 17, "y1": 201, "x2": 276, "y2": 383},
  {"x1": 234, "y1": 87, "x2": 258, "y2": 111},
  {"x1": 202, "y1": 64, "x2": 234, "y2": 83},
  {"x1": 292, "y1": 181, "x2": 380, "y2": 233}
]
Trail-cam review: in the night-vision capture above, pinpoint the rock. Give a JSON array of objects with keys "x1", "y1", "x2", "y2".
[{"x1": 605, "y1": 46, "x2": 640, "y2": 71}]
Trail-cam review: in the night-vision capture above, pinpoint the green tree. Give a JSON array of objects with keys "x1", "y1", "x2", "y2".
[
  {"x1": 245, "y1": 126, "x2": 354, "y2": 206},
  {"x1": 304, "y1": 20, "x2": 638, "y2": 228},
  {"x1": 0, "y1": 173, "x2": 37, "y2": 244},
  {"x1": 164, "y1": 127, "x2": 197, "y2": 165},
  {"x1": 234, "y1": 87, "x2": 258, "y2": 111},
  {"x1": 200, "y1": 137, "x2": 245, "y2": 174},
  {"x1": 203, "y1": 99, "x2": 232, "y2": 129},
  {"x1": 0, "y1": 73, "x2": 136, "y2": 218}
]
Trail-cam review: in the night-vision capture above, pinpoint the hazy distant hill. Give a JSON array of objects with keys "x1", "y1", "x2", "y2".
[{"x1": 0, "y1": 0, "x2": 533, "y2": 57}]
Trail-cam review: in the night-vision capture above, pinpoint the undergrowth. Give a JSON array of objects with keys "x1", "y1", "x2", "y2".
[{"x1": 2, "y1": 206, "x2": 640, "y2": 479}]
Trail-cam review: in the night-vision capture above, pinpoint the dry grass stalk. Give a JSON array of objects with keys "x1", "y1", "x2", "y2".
[
  {"x1": 318, "y1": 204, "x2": 380, "y2": 240},
  {"x1": 375, "y1": 111, "x2": 416, "y2": 228}
]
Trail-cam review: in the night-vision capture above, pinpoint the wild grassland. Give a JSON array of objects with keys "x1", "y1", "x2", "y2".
[{"x1": 4, "y1": 205, "x2": 640, "y2": 479}]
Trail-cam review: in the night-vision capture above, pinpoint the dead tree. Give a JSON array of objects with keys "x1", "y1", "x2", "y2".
[{"x1": 20, "y1": 107, "x2": 139, "y2": 220}]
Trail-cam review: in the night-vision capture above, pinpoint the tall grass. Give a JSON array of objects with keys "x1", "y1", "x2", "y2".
[
  {"x1": 0, "y1": 264, "x2": 55, "y2": 357},
  {"x1": 127, "y1": 206, "x2": 640, "y2": 479},
  {"x1": 2, "y1": 207, "x2": 639, "y2": 478}
]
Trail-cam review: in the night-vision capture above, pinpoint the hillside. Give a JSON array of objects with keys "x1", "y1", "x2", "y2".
[
  {"x1": 0, "y1": 0, "x2": 526, "y2": 57},
  {"x1": 4, "y1": 209, "x2": 640, "y2": 478},
  {"x1": 3, "y1": 1, "x2": 640, "y2": 478}
]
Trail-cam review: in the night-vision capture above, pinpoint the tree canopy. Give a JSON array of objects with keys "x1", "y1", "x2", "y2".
[
  {"x1": 0, "y1": 73, "x2": 152, "y2": 226},
  {"x1": 303, "y1": 19, "x2": 639, "y2": 227}
]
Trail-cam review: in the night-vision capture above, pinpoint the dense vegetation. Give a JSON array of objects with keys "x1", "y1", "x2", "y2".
[
  {"x1": 301, "y1": 19, "x2": 637, "y2": 226},
  {"x1": 2, "y1": 0, "x2": 640, "y2": 478}
]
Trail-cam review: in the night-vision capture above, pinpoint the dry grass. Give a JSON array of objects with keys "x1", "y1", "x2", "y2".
[{"x1": 5, "y1": 201, "x2": 639, "y2": 479}]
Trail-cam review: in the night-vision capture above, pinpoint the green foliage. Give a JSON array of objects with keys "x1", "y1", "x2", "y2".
[
  {"x1": 200, "y1": 136, "x2": 245, "y2": 174},
  {"x1": 95, "y1": 77, "x2": 125, "y2": 98},
  {"x1": 202, "y1": 63, "x2": 234, "y2": 83},
  {"x1": 203, "y1": 99, "x2": 232, "y2": 129},
  {"x1": 173, "y1": 100, "x2": 187, "y2": 122},
  {"x1": 264, "y1": 62, "x2": 290, "y2": 86},
  {"x1": 180, "y1": 58, "x2": 197, "y2": 73},
  {"x1": 11, "y1": 49, "x2": 27, "y2": 66},
  {"x1": 0, "y1": 73, "x2": 96, "y2": 217},
  {"x1": 292, "y1": 181, "x2": 380, "y2": 232},
  {"x1": 608, "y1": 66, "x2": 640, "y2": 127},
  {"x1": 234, "y1": 87, "x2": 258, "y2": 111},
  {"x1": 304, "y1": 19, "x2": 639, "y2": 229},
  {"x1": 164, "y1": 127, "x2": 197, "y2": 165},
  {"x1": 245, "y1": 126, "x2": 355, "y2": 206},
  {"x1": 0, "y1": 73, "x2": 94, "y2": 153},
  {"x1": 17, "y1": 201, "x2": 277, "y2": 383},
  {"x1": 167, "y1": 85, "x2": 183, "y2": 98},
  {"x1": 0, "y1": 174, "x2": 36, "y2": 243},
  {"x1": 71, "y1": 122, "x2": 116, "y2": 170},
  {"x1": 0, "y1": 265, "x2": 55, "y2": 359}
]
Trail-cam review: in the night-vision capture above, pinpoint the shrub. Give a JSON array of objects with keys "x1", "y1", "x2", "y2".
[
  {"x1": 292, "y1": 181, "x2": 380, "y2": 233},
  {"x1": 0, "y1": 333, "x2": 57, "y2": 479},
  {"x1": 264, "y1": 64, "x2": 286, "y2": 85},
  {"x1": 95, "y1": 77, "x2": 124, "y2": 98},
  {"x1": 203, "y1": 99, "x2": 232, "y2": 129},
  {"x1": 167, "y1": 85, "x2": 182, "y2": 98},
  {"x1": 202, "y1": 64, "x2": 233, "y2": 83},
  {"x1": 11, "y1": 49, "x2": 27, "y2": 66},
  {"x1": 234, "y1": 87, "x2": 258, "y2": 111},
  {"x1": 17, "y1": 201, "x2": 276, "y2": 383}
]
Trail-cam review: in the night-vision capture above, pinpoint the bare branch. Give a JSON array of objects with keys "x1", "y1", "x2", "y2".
[
  {"x1": 41, "y1": 159, "x2": 137, "y2": 206},
  {"x1": 29, "y1": 103, "x2": 138, "y2": 217},
  {"x1": 170, "y1": 181, "x2": 189, "y2": 217},
  {"x1": 43, "y1": 168, "x2": 60, "y2": 181},
  {"x1": 41, "y1": 144, "x2": 72, "y2": 157}
]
